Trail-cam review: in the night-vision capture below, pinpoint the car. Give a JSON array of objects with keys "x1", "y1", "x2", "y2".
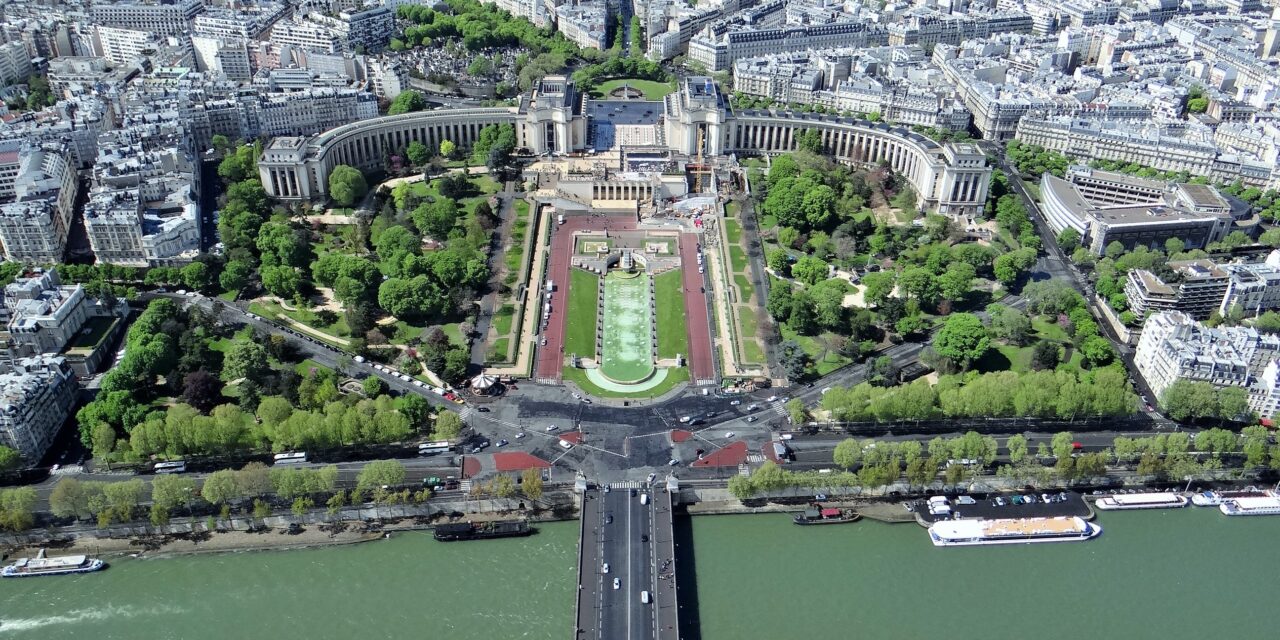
[
  {"x1": 668, "y1": 459, "x2": 679, "y2": 466},
  {"x1": 641, "y1": 534, "x2": 649, "y2": 542},
  {"x1": 602, "y1": 563, "x2": 610, "y2": 574},
  {"x1": 814, "y1": 493, "x2": 828, "y2": 501},
  {"x1": 603, "y1": 485, "x2": 611, "y2": 493},
  {"x1": 515, "y1": 431, "x2": 526, "y2": 439},
  {"x1": 646, "y1": 473, "x2": 656, "y2": 483},
  {"x1": 605, "y1": 515, "x2": 613, "y2": 524},
  {"x1": 678, "y1": 416, "x2": 692, "y2": 423},
  {"x1": 730, "y1": 399, "x2": 741, "y2": 406},
  {"x1": 1042, "y1": 493, "x2": 1053, "y2": 503},
  {"x1": 414, "y1": 380, "x2": 426, "y2": 387},
  {"x1": 745, "y1": 416, "x2": 757, "y2": 423},
  {"x1": 994, "y1": 497, "x2": 1006, "y2": 506},
  {"x1": 820, "y1": 387, "x2": 832, "y2": 395},
  {"x1": 496, "y1": 439, "x2": 509, "y2": 447},
  {"x1": 545, "y1": 425, "x2": 559, "y2": 432},
  {"x1": 559, "y1": 440, "x2": 573, "y2": 450},
  {"x1": 1072, "y1": 442, "x2": 1083, "y2": 450},
  {"x1": 477, "y1": 407, "x2": 490, "y2": 412},
  {"x1": 767, "y1": 395, "x2": 778, "y2": 402},
  {"x1": 747, "y1": 404, "x2": 759, "y2": 411},
  {"x1": 724, "y1": 431, "x2": 735, "y2": 438},
  {"x1": 176, "y1": 289, "x2": 187, "y2": 295},
  {"x1": 613, "y1": 578, "x2": 621, "y2": 590},
  {"x1": 779, "y1": 433, "x2": 793, "y2": 440},
  {"x1": 630, "y1": 489, "x2": 637, "y2": 497},
  {"x1": 1010, "y1": 496, "x2": 1022, "y2": 505}
]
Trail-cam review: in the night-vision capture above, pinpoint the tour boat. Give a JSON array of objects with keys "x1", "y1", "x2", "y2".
[
  {"x1": 433, "y1": 519, "x2": 534, "y2": 541},
  {"x1": 1218, "y1": 496, "x2": 1280, "y2": 516},
  {"x1": 1094, "y1": 492, "x2": 1189, "y2": 510},
  {"x1": 2, "y1": 549, "x2": 105, "y2": 578},
  {"x1": 928, "y1": 517, "x2": 1101, "y2": 547},
  {"x1": 1192, "y1": 488, "x2": 1270, "y2": 506}
]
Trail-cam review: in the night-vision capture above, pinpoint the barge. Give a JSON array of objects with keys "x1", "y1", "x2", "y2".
[
  {"x1": 1192, "y1": 488, "x2": 1271, "y2": 507},
  {"x1": 1094, "y1": 493, "x2": 1189, "y2": 510},
  {"x1": 794, "y1": 506, "x2": 862, "y2": 525},
  {"x1": 1219, "y1": 496, "x2": 1280, "y2": 516},
  {"x1": 433, "y1": 519, "x2": 534, "y2": 541}
]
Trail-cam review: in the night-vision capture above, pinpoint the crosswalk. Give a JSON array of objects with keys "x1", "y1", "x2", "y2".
[
  {"x1": 746, "y1": 453, "x2": 765, "y2": 463},
  {"x1": 459, "y1": 406, "x2": 474, "y2": 421},
  {"x1": 607, "y1": 481, "x2": 649, "y2": 489},
  {"x1": 767, "y1": 399, "x2": 788, "y2": 416}
]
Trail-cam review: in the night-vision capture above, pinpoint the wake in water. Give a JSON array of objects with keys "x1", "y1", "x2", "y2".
[{"x1": 0, "y1": 604, "x2": 186, "y2": 634}]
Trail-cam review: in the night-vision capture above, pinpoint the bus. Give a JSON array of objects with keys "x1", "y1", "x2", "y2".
[
  {"x1": 273, "y1": 452, "x2": 308, "y2": 465},
  {"x1": 418, "y1": 441, "x2": 452, "y2": 456},
  {"x1": 153, "y1": 460, "x2": 187, "y2": 474}
]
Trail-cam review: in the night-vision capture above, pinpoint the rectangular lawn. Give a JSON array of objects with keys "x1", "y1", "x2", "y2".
[
  {"x1": 564, "y1": 269, "x2": 599, "y2": 358},
  {"x1": 655, "y1": 270, "x2": 689, "y2": 360}
]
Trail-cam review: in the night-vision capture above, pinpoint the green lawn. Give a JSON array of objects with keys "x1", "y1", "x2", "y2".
[
  {"x1": 493, "y1": 304, "x2": 516, "y2": 336},
  {"x1": 565, "y1": 269, "x2": 599, "y2": 358},
  {"x1": 1032, "y1": 317, "x2": 1070, "y2": 342},
  {"x1": 780, "y1": 324, "x2": 852, "y2": 376},
  {"x1": 759, "y1": 213, "x2": 778, "y2": 231},
  {"x1": 742, "y1": 340, "x2": 765, "y2": 365},
  {"x1": 738, "y1": 307, "x2": 758, "y2": 338},
  {"x1": 725, "y1": 201, "x2": 741, "y2": 218},
  {"x1": 728, "y1": 246, "x2": 748, "y2": 273},
  {"x1": 724, "y1": 218, "x2": 743, "y2": 244},
  {"x1": 249, "y1": 300, "x2": 351, "y2": 337},
  {"x1": 593, "y1": 79, "x2": 676, "y2": 101},
  {"x1": 654, "y1": 270, "x2": 689, "y2": 360},
  {"x1": 734, "y1": 274, "x2": 755, "y2": 303},
  {"x1": 562, "y1": 366, "x2": 690, "y2": 399},
  {"x1": 294, "y1": 359, "x2": 333, "y2": 376},
  {"x1": 1022, "y1": 180, "x2": 1042, "y2": 202},
  {"x1": 488, "y1": 338, "x2": 511, "y2": 363}
]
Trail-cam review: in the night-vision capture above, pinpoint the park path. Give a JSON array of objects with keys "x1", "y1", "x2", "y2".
[
  {"x1": 472, "y1": 180, "x2": 518, "y2": 367},
  {"x1": 485, "y1": 204, "x2": 553, "y2": 378},
  {"x1": 679, "y1": 232, "x2": 717, "y2": 383}
]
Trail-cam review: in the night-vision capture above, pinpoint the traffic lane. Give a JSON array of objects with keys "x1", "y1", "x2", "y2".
[
  {"x1": 630, "y1": 490, "x2": 655, "y2": 640},
  {"x1": 578, "y1": 490, "x2": 603, "y2": 638},
  {"x1": 599, "y1": 490, "x2": 634, "y2": 640}
]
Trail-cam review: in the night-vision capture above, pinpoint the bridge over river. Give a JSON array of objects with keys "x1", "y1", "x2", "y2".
[{"x1": 574, "y1": 482, "x2": 680, "y2": 639}]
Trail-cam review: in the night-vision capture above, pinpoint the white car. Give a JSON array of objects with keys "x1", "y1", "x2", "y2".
[
  {"x1": 724, "y1": 431, "x2": 735, "y2": 438},
  {"x1": 729, "y1": 399, "x2": 741, "y2": 406},
  {"x1": 559, "y1": 440, "x2": 573, "y2": 450},
  {"x1": 515, "y1": 432, "x2": 527, "y2": 439},
  {"x1": 613, "y1": 578, "x2": 621, "y2": 590},
  {"x1": 747, "y1": 404, "x2": 759, "y2": 411},
  {"x1": 601, "y1": 563, "x2": 610, "y2": 574},
  {"x1": 767, "y1": 395, "x2": 779, "y2": 402},
  {"x1": 545, "y1": 425, "x2": 559, "y2": 432},
  {"x1": 668, "y1": 459, "x2": 679, "y2": 466},
  {"x1": 646, "y1": 473, "x2": 656, "y2": 483}
]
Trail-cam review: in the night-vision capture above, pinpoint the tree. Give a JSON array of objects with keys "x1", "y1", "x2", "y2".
[
  {"x1": 0, "y1": 446, "x2": 22, "y2": 471},
  {"x1": 406, "y1": 140, "x2": 430, "y2": 166},
  {"x1": 833, "y1": 438, "x2": 862, "y2": 469},
  {"x1": 1029, "y1": 341, "x2": 1060, "y2": 370},
  {"x1": 219, "y1": 259, "x2": 252, "y2": 294},
  {"x1": 933, "y1": 313, "x2": 990, "y2": 369},
  {"x1": 181, "y1": 262, "x2": 213, "y2": 291},
  {"x1": 236, "y1": 462, "x2": 274, "y2": 498},
  {"x1": 1056, "y1": 228, "x2": 1080, "y2": 251},
  {"x1": 899, "y1": 267, "x2": 936, "y2": 303},
  {"x1": 778, "y1": 340, "x2": 809, "y2": 380},
  {"x1": 1187, "y1": 97, "x2": 1208, "y2": 113},
  {"x1": 362, "y1": 377, "x2": 386, "y2": 397},
  {"x1": 151, "y1": 475, "x2": 197, "y2": 511},
  {"x1": 357, "y1": 459, "x2": 407, "y2": 492},
  {"x1": 328, "y1": 165, "x2": 368, "y2": 207},
  {"x1": 1160, "y1": 379, "x2": 1219, "y2": 422},
  {"x1": 50, "y1": 478, "x2": 94, "y2": 520},
  {"x1": 1050, "y1": 432, "x2": 1075, "y2": 460},
  {"x1": 201, "y1": 469, "x2": 242, "y2": 507},
  {"x1": 791, "y1": 256, "x2": 828, "y2": 286},
  {"x1": 1007, "y1": 434, "x2": 1028, "y2": 464},
  {"x1": 431, "y1": 410, "x2": 464, "y2": 440},
  {"x1": 785, "y1": 398, "x2": 807, "y2": 424},
  {"x1": 388, "y1": 90, "x2": 427, "y2": 115},
  {"x1": 861, "y1": 272, "x2": 896, "y2": 307},
  {"x1": 986, "y1": 303, "x2": 1031, "y2": 345},
  {"x1": 766, "y1": 249, "x2": 792, "y2": 277},
  {"x1": 938, "y1": 262, "x2": 976, "y2": 302},
  {"x1": 181, "y1": 369, "x2": 222, "y2": 413},
  {"x1": 521, "y1": 467, "x2": 544, "y2": 501},
  {"x1": 1217, "y1": 386, "x2": 1251, "y2": 423},
  {"x1": 1079, "y1": 335, "x2": 1116, "y2": 367},
  {"x1": 0, "y1": 487, "x2": 39, "y2": 531},
  {"x1": 222, "y1": 341, "x2": 269, "y2": 383},
  {"x1": 439, "y1": 140, "x2": 456, "y2": 158}
]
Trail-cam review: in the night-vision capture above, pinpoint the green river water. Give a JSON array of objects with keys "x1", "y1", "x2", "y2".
[{"x1": 2, "y1": 510, "x2": 1278, "y2": 639}]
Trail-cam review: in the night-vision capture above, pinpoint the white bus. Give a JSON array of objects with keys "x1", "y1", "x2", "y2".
[
  {"x1": 153, "y1": 460, "x2": 187, "y2": 474},
  {"x1": 418, "y1": 441, "x2": 452, "y2": 456},
  {"x1": 273, "y1": 452, "x2": 308, "y2": 465}
]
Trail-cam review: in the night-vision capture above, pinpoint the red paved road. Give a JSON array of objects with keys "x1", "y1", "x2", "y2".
[
  {"x1": 679, "y1": 233, "x2": 715, "y2": 383},
  {"x1": 692, "y1": 441, "x2": 748, "y2": 467},
  {"x1": 492, "y1": 451, "x2": 552, "y2": 473},
  {"x1": 535, "y1": 215, "x2": 638, "y2": 381}
]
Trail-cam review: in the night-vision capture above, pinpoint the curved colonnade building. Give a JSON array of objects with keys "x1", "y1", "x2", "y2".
[{"x1": 258, "y1": 76, "x2": 990, "y2": 217}]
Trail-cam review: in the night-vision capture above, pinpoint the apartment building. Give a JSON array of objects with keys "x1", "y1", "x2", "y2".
[
  {"x1": 93, "y1": 25, "x2": 160, "y2": 66},
  {"x1": 0, "y1": 143, "x2": 77, "y2": 264},
  {"x1": 0, "y1": 41, "x2": 33, "y2": 87},
  {"x1": 0, "y1": 354, "x2": 76, "y2": 463},
  {"x1": 1124, "y1": 260, "x2": 1230, "y2": 320},
  {"x1": 1135, "y1": 311, "x2": 1280, "y2": 419},
  {"x1": 89, "y1": 0, "x2": 204, "y2": 36},
  {"x1": 0, "y1": 268, "x2": 127, "y2": 375},
  {"x1": 555, "y1": 2, "x2": 610, "y2": 51}
]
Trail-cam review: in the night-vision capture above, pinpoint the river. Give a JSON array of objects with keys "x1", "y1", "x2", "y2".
[
  {"x1": 0, "y1": 523, "x2": 578, "y2": 639},
  {"x1": 684, "y1": 508, "x2": 1280, "y2": 640},
  {"x1": 3, "y1": 510, "x2": 1279, "y2": 639}
]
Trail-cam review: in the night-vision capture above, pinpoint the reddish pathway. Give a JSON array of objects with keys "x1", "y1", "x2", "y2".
[
  {"x1": 535, "y1": 215, "x2": 637, "y2": 382},
  {"x1": 692, "y1": 441, "x2": 748, "y2": 468},
  {"x1": 679, "y1": 233, "x2": 716, "y2": 383}
]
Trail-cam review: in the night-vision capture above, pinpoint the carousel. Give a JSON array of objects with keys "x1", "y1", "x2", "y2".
[{"x1": 469, "y1": 373, "x2": 499, "y2": 396}]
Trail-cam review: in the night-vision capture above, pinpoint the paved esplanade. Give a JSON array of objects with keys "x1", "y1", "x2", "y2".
[{"x1": 575, "y1": 485, "x2": 679, "y2": 640}]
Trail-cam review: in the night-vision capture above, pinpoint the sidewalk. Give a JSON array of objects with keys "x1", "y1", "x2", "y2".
[{"x1": 485, "y1": 203, "x2": 550, "y2": 378}]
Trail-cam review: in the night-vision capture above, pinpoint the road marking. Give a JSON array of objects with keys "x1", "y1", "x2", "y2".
[{"x1": 626, "y1": 492, "x2": 633, "y2": 640}]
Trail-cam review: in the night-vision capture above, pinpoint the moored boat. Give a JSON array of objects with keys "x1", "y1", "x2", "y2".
[
  {"x1": 1192, "y1": 488, "x2": 1270, "y2": 506},
  {"x1": 794, "y1": 506, "x2": 861, "y2": 525},
  {"x1": 1219, "y1": 496, "x2": 1280, "y2": 516},
  {"x1": 1095, "y1": 493, "x2": 1189, "y2": 510},
  {"x1": 433, "y1": 519, "x2": 534, "y2": 541},
  {"x1": 2, "y1": 549, "x2": 105, "y2": 578},
  {"x1": 928, "y1": 516, "x2": 1101, "y2": 547}
]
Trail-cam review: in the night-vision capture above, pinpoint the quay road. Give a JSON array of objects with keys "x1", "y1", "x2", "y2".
[{"x1": 576, "y1": 485, "x2": 679, "y2": 640}]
